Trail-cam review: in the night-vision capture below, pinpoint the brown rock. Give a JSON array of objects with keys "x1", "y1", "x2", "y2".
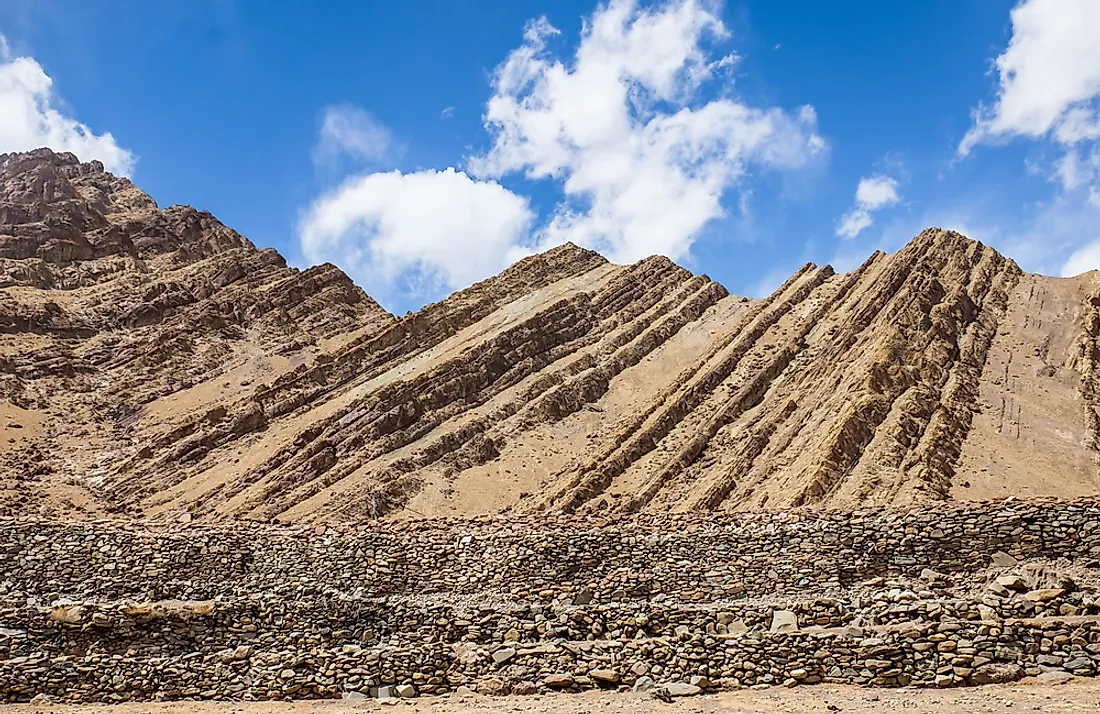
[
  {"x1": 1, "y1": 149, "x2": 1096, "y2": 524},
  {"x1": 589, "y1": 669, "x2": 620, "y2": 684},
  {"x1": 542, "y1": 674, "x2": 574, "y2": 688}
]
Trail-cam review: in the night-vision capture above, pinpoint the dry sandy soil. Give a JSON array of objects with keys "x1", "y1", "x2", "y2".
[{"x1": 5, "y1": 681, "x2": 1100, "y2": 714}]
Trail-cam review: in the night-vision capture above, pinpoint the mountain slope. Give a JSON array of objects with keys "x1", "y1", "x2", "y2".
[
  {"x1": 0, "y1": 149, "x2": 391, "y2": 516},
  {"x1": 1, "y1": 149, "x2": 1098, "y2": 521}
]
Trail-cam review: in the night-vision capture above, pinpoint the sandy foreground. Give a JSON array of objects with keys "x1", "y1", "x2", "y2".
[{"x1": 3, "y1": 681, "x2": 1100, "y2": 714}]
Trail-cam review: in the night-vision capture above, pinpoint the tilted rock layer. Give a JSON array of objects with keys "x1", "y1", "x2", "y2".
[{"x1": 1, "y1": 148, "x2": 1099, "y2": 521}]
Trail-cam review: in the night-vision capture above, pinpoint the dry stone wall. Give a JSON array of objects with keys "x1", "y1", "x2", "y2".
[{"x1": 2, "y1": 498, "x2": 1100, "y2": 702}]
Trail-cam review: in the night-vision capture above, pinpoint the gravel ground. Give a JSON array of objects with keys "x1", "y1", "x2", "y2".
[{"x1": 4, "y1": 679, "x2": 1100, "y2": 714}]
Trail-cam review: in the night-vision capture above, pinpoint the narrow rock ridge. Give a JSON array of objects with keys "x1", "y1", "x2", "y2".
[
  {"x1": 2, "y1": 148, "x2": 1099, "y2": 521},
  {"x1": 1070, "y1": 285, "x2": 1100, "y2": 452}
]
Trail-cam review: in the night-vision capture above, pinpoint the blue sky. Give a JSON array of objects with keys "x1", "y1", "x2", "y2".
[{"x1": 2, "y1": 0, "x2": 1099, "y2": 312}]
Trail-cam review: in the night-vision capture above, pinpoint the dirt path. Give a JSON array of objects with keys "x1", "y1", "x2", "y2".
[{"x1": 6, "y1": 680, "x2": 1099, "y2": 714}]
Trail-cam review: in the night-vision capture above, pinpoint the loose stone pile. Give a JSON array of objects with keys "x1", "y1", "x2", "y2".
[{"x1": 2, "y1": 497, "x2": 1100, "y2": 702}]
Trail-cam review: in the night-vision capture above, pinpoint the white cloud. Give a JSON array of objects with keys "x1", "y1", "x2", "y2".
[
  {"x1": 855, "y1": 174, "x2": 901, "y2": 210},
  {"x1": 1054, "y1": 145, "x2": 1100, "y2": 190},
  {"x1": 959, "y1": 0, "x2": 1100, "y2": 155},
  {"x1": 954, "y1": 0, "x2": 1100, "y2": 274},
  {"x1": 297, "y1": 0, "x2": 823, "y2": 309},
  {"x1": 0, "y1": 34, "x2": 134, "y2": 175},
  {"x1": 836, "y1": 175, "x2": 900, "y2": 239},
  {"x1": 958, "y1": 0, "x2": 1100, "y2": 203},
  {"x1": 298, "y1": 168, "x2": 533, "y2": 306},
  {"x1": 467, "y1": 0, "x2": 825, "y2": 264},
  {"x1": 440, "y1": 106, "x2": 455, "y2": 120},
  {"x1": 312, "y1": 104, "x2": 398, "y2": 169},
  {"x1": 1061, "y1": 239, "x2": 1100, "y2": 276},
  {"x1": 836, "y1": 209, "x2": 873, "y2": 240}
]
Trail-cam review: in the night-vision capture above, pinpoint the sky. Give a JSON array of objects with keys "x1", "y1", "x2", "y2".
[{"x1": 1, "y1": 0, "x2": 1099, "y2": 313}]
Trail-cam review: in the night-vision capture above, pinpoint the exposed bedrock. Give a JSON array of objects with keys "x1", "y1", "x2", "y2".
[{"x1": 2, "y1": 149, "x2": 1099, "y2": 521}]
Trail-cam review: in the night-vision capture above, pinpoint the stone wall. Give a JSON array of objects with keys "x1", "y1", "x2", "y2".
[{"x1": 2, "y1": 498, "x2": 1100, "y2": 702}]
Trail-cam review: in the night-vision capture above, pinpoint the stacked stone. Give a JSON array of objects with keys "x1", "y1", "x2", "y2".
[
  {"x1": 2, "y1": 618, "x2": 1099, "y2": 702},
  {"x1": 1, "y1": 497, "x2": 1099, "y2": 702}
]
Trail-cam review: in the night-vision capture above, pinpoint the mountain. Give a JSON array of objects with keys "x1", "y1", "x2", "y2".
[{"x1": 2, "y1": 148, "x2": 1098, "y2": 522}]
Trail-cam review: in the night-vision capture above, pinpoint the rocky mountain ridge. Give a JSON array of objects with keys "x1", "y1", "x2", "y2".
[{"x1": 2, "y1": 148, "x2": 1098, "y2": 521}]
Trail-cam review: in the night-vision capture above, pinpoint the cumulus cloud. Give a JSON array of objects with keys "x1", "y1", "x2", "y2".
[
  {"x1": 467, "y1": 0, "x2": 825, "y2": 264},
  {"x1": 312, "y1": 104, "x2": 398, "y2": 169},
  {"x1": 954, "y1": 0, "x2": 1100, "y2": 274},
  {"x1": 299, "y1": 168, "x2": 534, "y2": 304},
  {"x1": 959, "y1": 0, "x2": 1100, "y2": 201},
  {"x1": 298, "y1": 0, "x2": 823, "y2": 309},
  {"x1": 0, "y1": 34, "x2": 134, "y2": 175},
  {"x1": 836, "y1": 175, "x2": 900, "y2": 239},
  {"x1": 959, "y1": 0, "x2": 1100, "y2": 155}
]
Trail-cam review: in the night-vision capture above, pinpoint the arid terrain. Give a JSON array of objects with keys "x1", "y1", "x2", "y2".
[
  {"x1": 4, "y1": 149, "x2": 1100, "y2": 708},
  {"x1": 6, "y1": 679, "x2": 1100, "y2": 713},
  {"x1": 3, "y1": 148, "x2": 1100, "y2": 524}
]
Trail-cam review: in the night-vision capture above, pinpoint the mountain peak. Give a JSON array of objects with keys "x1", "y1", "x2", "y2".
[{"x1": 2, "y1": 159, "x2": 1098, "y2": 522}]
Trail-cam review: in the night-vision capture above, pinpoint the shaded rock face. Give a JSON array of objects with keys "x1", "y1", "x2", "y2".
[{"x1": 3, "y1": 148, "x2": 1100, "y2": 522}]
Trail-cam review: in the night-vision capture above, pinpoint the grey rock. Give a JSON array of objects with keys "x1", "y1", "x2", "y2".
[
  {"x1": 664, "y1": 682, "x2": 703, "y2": 697},
  {"x1": 770, "y1": 609, "x2": 799, "y2": 633},
  {"x1": 726, "y1": 618, "x2": 749, "y2": 635},
  {"x1": 920, "y1": 568, "x2": 949, "y2": 583},
  {"x1": 1033, "y1": 670, "x2": 1075, "y2": 685},
  {"x1": 1063, "y1": 657, "x2": 1093, "y2": 672},
  {"x1": 977, "y1": 604, "x2": 1001, "y2": 621},
  {"x1": 995, "y1": 574, "x2": 1027, "y2": 591},
  {"x1": 475, "y1": 677, "x2": 510, "y2": 696},
  {"x1": 971, "y1": 663, "x2": 1024, "y2": 684},
  {"x1": 492, "y1": 647, "x2": 517, "y2": 665}
]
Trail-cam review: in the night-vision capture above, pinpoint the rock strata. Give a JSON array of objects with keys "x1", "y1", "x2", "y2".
[{"x1": 4, "y1": 152, "x2": 1100, "y2": 520}]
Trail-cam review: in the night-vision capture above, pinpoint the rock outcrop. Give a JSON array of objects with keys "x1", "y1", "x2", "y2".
[
  {"x1": 0, "y1": 149, "x2": 389, "y2": 517},
  {"x1": 2, "y1": 148, "x2": 1099, "y2": 521}
]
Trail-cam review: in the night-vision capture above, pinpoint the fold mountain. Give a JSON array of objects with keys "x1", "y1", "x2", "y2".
[{"x1": 2, "y1": 148, "x2": 1098, "y2": 521}]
